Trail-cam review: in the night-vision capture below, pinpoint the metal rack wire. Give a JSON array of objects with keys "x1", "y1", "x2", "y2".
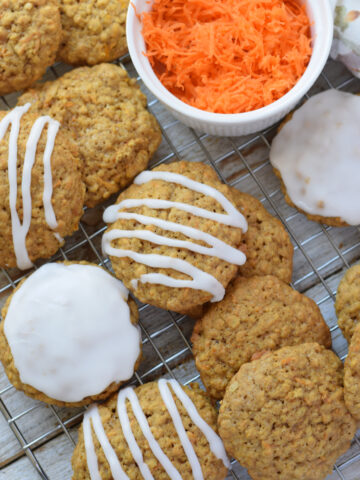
[{"x1": 0, "y1": 53, "x2": 360, "y2": 479}]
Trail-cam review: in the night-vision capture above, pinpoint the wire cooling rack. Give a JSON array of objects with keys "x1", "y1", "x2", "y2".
[{"x1": 0, "y1": 53, "x2": 360, "y2": 480}]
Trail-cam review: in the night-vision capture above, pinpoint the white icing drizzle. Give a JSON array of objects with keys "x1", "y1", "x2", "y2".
[
  {"x1": 158, "y1": 380, "x2": 204, "y2": 479},
  {"x1": 165, "y1": 380, "x2": 230, "y2": 469},
  {"x1": 82, "y1": 380, "x2": 229, "y2": 480},
  {"x1": 0, "y1": 104, "x2": 62, "y2": 269},
  {"x1": 103, "y1": 231, "x2": 225, "y2": 302},
  {"x1": 103, "y1": 169, "x2": 247, "y2": 302},
  {"x1": 84, "y1": 405, "x2": 128, "y2": 480},
  {"x1": 4, "y1": 263, "x2": 141, "y2": 402},
  {"x1": 134, "y1": 171, "x2": 247, "y2": 231},
  {"x1": 117, "y1": 387, "x2": 182, "y2": 480},
  {"x1": 270, "y1": 89, "x2": 360, "y2": 225}
]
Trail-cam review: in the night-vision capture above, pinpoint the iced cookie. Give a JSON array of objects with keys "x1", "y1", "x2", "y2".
[
  {"x1": 0, "y1": 104, "x2": 84, "y2": 269},
  {"x1": 270, "y1": 89, "x2": 360, "y2": 226},
  {"x1": 344, "y1": 323, "x2": 360, "y2": 420},
  {"x1": 102, "y1": 161, "x2": 248, "y2": 314},
  {"x1": 0, "y1": 262, "x2": 141, "y2": 407},
  {"x1": 72, "y1": 379, "x2": 229, "y2": 480},
  {"x1": 0, "y1": 0, "x2": 61, "y2": 95},
  {"x1": 192, "y1": 275, "x2": 331, "y2": 399},
  {"x1": 335, "y1": 264, "x2": 360, "y2": 342},
  {"x1": 230, "y1": 187, "x2": 293, "y2": 283},
  {"x1": 58, "y1": 0, "x2": 129, "y2": 65},
  {"x1": 218, "y1": 343, "x2": 356, "y2": 480},
  {"x1": 17, "y1": 63, "x2": 161, "y2": 207}
]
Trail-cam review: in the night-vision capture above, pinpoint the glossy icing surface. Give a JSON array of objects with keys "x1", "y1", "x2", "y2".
[
  {"x1": 4, "y1": 263, "x2": 141, "y2": 402},
  {"x1": 270, "y1": 90, "x2": 360, "y2": 225}
]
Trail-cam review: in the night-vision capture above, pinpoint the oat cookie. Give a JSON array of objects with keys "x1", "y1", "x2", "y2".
[
  {"x1": 102, "y1": 161, "x2": 247, "y2": 314},
  {"x1": 231, "y1": 187, "x2": 293, "y2": 282},
  {"x1": 18, "y1": 63, "x2": 161, "y2": 207},
  {"x1": 58, "y1": 0, "x2": 129, "y2": 65},
  {"x1": 0, "y1": 0, "x2": 61, "y2": 95},
  {"x1": 335, "y1": 265, "x2": 360, "y2": 342},
  {"x1": 344, "y1": 323, "x2": 360, "y2": 420},
  {"x1": 0, "y1": 262, "x2": 141, "y2": 407},
  {"x1": 0, "y1": 106, "x2": 84, "y2": 269},
  {"x1": 218, "y1": 343, "x2": 356, "y2": 480},
  {"x1": 72, "y1": 380, "x2": 229, "y2": 479},
  {"x1": 192, "y1": 275, "x2": 331, "y2": 399}
]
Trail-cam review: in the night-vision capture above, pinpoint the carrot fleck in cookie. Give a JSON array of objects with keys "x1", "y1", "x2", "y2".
[
  {"x1": 72, "y1": 380, "x2": 229, "y2": 479},
  {"x1": 218, "y1": 343, "x2": 356, "y2": 480},
  {"x1": 230, "y1": 187, "x2": 293, "y2": 283},
  {"x1": 0, "y1": 104, "x2": 84, "y2": 269},
  {"x1": 102, "y1": 161, "x2": 248, "y2": 314},
  {"x1": 335, "y1": 265, "x2": 360, "y2": 342},
  {"x1": 58, "y1": 0, "x2": 129, "y2": 66},
  {"x1": 18, "y1": 63, "x2": 162, "y2": 207},
  {"x1": 192, "y1": 275, "x2": 331, "y2": 399},
  {"x1": 0, "y1": 262, "x2": 141, "y2": 407},
  {"x1": 0, "y1": 0, "x2": 61, "y2": 95}
]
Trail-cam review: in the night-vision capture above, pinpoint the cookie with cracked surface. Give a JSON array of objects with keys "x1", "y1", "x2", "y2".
[
  {"x1": 0, "y1": 0, "x2": 61, "y2": 96},
  {"x1": 344, "y1": 323, "x2": 360, "y2": 420},
  {"x1": 192, "y1": 275, "x2": 331, "y2": 399},
  {"x1": 71, "y1": 379, "x2": 229, "y2": 479},
  {"x1": 0, "y1": 105, "x2": 84, "y2": 269},
  {"x1": 230, "y1": 187, "x2": 293, "y2": 283},
  {"x1": 102, "y1": 161, "x2": 247, "y2": 314},
  {"x1": 218, "y1": 343, "x2": 356, "y2": 480},
  {"x1": 17, "y1": 63, "x2": 161, "y2": 207},
  {"x1": 0, "y1": 261, "x2": 141, "y2": 407},
  {"x1": 335, "y1": 265, "x2": 360, "y2": 342},
  {"x1": 58, "y1": 0, "x2": 129, "y2": 65}
]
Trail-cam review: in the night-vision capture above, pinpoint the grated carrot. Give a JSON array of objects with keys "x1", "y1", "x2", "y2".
[{"x1": 140, "y1": 0, "x2": 312, "y2": 114}]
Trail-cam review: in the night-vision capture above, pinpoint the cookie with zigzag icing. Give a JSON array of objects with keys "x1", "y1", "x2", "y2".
[
  {"x1": 102, "y1": 161, "x2": 247, "y2": 314},
  {"x1": 72, "y1": 380, "x2": 229, "y2": 479}
]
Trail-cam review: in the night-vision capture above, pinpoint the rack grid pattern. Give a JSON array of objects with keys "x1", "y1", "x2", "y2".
[{"x1": 1, "y1": 54, "x2": 360, "y2": 480}]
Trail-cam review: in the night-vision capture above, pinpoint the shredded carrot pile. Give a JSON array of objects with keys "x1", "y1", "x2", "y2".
[{"x1": 141, "y1": 0, "x2": 312, "y2": 113}]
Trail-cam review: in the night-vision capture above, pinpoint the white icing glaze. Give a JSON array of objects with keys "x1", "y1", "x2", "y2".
[
  {"x1": 84, "y1": 405, "x2": 128, "y2": 480},
  {"x1": 0, "y1": 104, "x2": 62, "y2": 270},
  {"x1": 103, "y1": 169, "x2": 247, "y2": 302},
  {"x1": 4, "y1": 263, "x2": 140, "y2": 402},
  {"x1": 270, "y1": 89, "x2": 360, "y2": 225},
  {"x1": 82, "y1": 380, "x2": 229, "y2": 479}
]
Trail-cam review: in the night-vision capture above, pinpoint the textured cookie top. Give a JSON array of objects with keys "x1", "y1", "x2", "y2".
[
  {"x1": 18, "y1": 63, "x2": 161, "y2": 207},
  {"x1": 344, "y1": 323, "x2": 360, "y2": 420},
  {"x1": 0, "y1": 262, "x2": 141, "y2": 407},
  {"x1": 192, "y1": 275, "x2": 331, "y2": 399},
  {"x1": 0, "y1": 0, "x2": 61, "y2": 95},
  {"x1": 102, "y1": 161, "x2": 247, "y2": 313},
  {"x1": 0, "y1": 106, "x2": 84, "y2": 269},
  {"x1": 231, "y1": 188, "x2": 293, "y2": 283},
  {"x1": 270, "y1": 90, "x2": 360, "y2": 227},
  {"x1": 58, "y1": 0, "x2": 129, "y2": 65},
  {"x1": 218, "y1": 343, "x2": 356, "y2": 480},
  {"x1": 72, "y1": 380, "x2": 229, "y2": 480},
  {"x1": 335, "y1": 264, "x2": 360, "y2": 342}
]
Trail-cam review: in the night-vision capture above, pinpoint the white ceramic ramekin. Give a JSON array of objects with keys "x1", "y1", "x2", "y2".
[{"x1": 127, "y1": 0, "x2": 334, "y2": 136}]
